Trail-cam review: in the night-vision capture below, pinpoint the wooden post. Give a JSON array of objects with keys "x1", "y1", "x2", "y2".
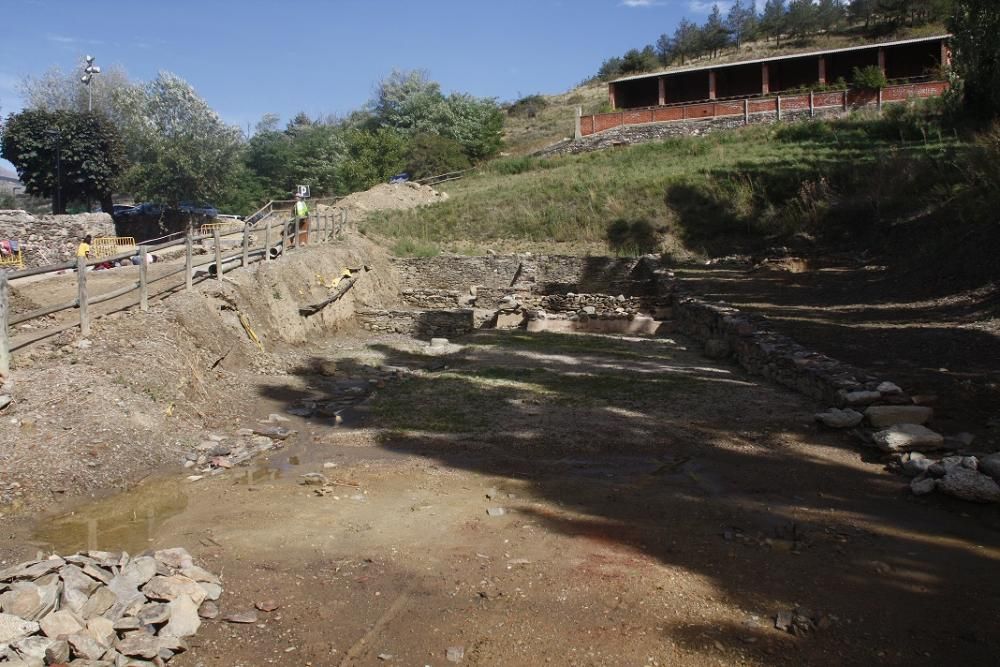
[
  {"x1": 818, "y1": 56, "x2": 827, "y2": 85},
  {"x1": 185, "y1": 233, "x2": 193, "y2": 291},
  {"x1": 0, "y1": 272, "x2": 10, "y2": 383},
  {"x1": 293, "y1": 217, "x2": 300, "y2": 251},
  {"x1": 263, "y1": 221, "x2": 271, "y2": 261},
  {"x1": 241, "y1": 227, "x2": 249, "y2": 267},
  {"x1": 281, "y1": 218, "x2": 288, "y2": 255},
  {"x1": 213, "y1": 228, "x2": 222, "y2": 281},
  {"x1": 77, "y1": 256, "x2": 89, "y2": 336},
  {"x1": 138, "y1": 246, "x2": 149, "y2": 312}
]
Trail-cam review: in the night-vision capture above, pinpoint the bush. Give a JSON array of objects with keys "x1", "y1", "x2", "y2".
[
  {"x1": 852, "y1": 66, "x2": 888, "y2": 90},
  {"x1": 0, "y1": 193, "x2": 14, "y2": 209},
  {"x1": 507, "y1": 94, "x2": 549, "y2": 118},
  {"x1": 404, "y1": 133, "x2": 471, "y2": 180}
]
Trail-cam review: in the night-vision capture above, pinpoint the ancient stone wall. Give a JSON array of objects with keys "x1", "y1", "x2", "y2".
[
  {"x1": 355, "y1": 308, "x2": 475, "y2": 339},
  {"x1": 0, "y1": 210, "x2": 114, "y2": 268}
]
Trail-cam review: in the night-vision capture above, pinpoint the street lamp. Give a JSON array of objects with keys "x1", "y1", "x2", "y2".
[{"x1": 81, "y1": 55, "x2": 101, "y2": 112}]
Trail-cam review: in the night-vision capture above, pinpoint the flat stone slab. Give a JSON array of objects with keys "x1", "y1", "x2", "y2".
[
  {"x1": 872, "y1": 424, "x2": 945, "y2": 452},
  {"x1": 937, "y1": 468, "x2": 1000, "y2": 504},
  {"x1": 0, "y1": 612, "x2": 40, "y2": 644},
  {"x1": 815, "y1": 408, "x2": 863, "y2": 429}
]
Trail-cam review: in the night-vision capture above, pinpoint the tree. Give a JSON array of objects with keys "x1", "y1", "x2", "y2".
[
  {"x1": 816, "y1": 0, "x2": 846, "y2": 31},
  {"x1": 849, "y1": 0, "x2": 878, "y2": 29},
  {"x1": 120, "y1": 73, "x2": 244, "y2": 207},
  {"x1": 596, "y1": 56, "x2": 625, "y2": 81},
  {"x1": 673, "y1": 18, "x2": 702, "y2": 64},
  {"x1": 761, "y1": 0, "x2": 787, "y2": 45},
  {"x1": 727, "y1": 0, "x2": 759, "y2": 50},
  {"x1": 950, "y1": 0, "x2": 1000, "y2": 118},
  {"x1": 785, "y1": 0, "x2": 819, "y2": 38},
  {"x1": 703, "y1": 4, "x2": 732, "y2": 57},
  {"x1": 335, "y1": 128, "x2": 408, "y2": 194},
  {"x1": 655, "y1": 34, "x2": 675, "y2": 65},
  {"x1": 0, "y1": 109, "x2": 125, "y2": 213},
  {"x1": 440, "y1": 93, "x2": 505, "y2": 161},
  {"x1": 621, "y1": 46, "x2": 660, "y2": 74}
]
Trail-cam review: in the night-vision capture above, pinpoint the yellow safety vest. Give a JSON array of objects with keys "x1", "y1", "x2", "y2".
[{"x1": 295, "y1": 201, "x2": 309, "y2": 218}]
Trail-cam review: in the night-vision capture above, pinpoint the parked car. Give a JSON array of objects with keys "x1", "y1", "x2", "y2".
[{"x1": 178, "y1": 202, "x2": 219, "y2": 218}]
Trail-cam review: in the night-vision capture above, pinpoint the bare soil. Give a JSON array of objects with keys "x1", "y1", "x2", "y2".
[{"x1": 4, "y1": 329, "x2": 999, "y2": 666}]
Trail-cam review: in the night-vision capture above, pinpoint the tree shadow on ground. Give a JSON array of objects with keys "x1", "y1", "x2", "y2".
[{"x1": 259, "y1": 329, "x2": 1000, "y2": 665}]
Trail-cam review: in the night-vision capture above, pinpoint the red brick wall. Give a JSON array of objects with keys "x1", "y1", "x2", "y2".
[{"x1": 577, "y1": 80, "x2": 948, "y2": 136}]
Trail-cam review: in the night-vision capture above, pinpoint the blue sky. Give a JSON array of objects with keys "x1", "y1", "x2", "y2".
[{"x1": 1, "y1": 0, "x2": 716, "y2": 170}]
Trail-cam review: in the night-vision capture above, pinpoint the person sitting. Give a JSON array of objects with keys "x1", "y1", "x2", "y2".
[{"x1": 77, "y1": 235, "x2": 92, "y2": 259}]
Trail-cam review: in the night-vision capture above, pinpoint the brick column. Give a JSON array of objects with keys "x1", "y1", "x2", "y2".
[
  {"x1": 878, "y1": 47, "x2": 886, "y2": 75},
  {"x1": 708, "y1": 70, "x2": 717, "y2": 100},
  {"x1": 818, "y1": 56, "x2": 826, "y2": 85},
  {"x1": 658, "y1": 77, "x2": 666, "y2": 106},
  {"x1": 761, "y1": 63, "x2": 770, "y2": 95}
]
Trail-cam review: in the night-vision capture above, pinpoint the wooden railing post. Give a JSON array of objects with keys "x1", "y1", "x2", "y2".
[
  {"x1": 293, "y1": 217, "x2": 301, "y2": 250},
  {"x1": 185, "y1": 233, "x2": 193, "y2": 290},
  {"x1": 281, "y1": 219, "x2": 288, "y2": 255},
  {"x1": 241, "y1": 227, "x2": 249, "y2": 267},
  {"x1": 139, "y1": 246, "x2": 149, "y2": 312},
  {"x1": 77, "y1": 257, "x2": 89, "y2": 336},
  {"x1": 213, "y1": 228, "x2": 222, "y2": 281},
  {"x1": 263, "y1": 221, "x2": 271, "y2": 261},
  {"x1": 0, "y1": 272, "x2": 9, "y2": 383}
]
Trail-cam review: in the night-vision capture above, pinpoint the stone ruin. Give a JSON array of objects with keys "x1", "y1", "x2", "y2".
[{"x1": 357, "y1": 252, "x2": 1000, "y2": 505}]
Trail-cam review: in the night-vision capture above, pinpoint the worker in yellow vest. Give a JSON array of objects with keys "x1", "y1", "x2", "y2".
[{"x1": 294, "y1": 193, "x2": 310, "y2": 246}]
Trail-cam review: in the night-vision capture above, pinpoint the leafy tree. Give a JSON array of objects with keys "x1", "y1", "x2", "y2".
[
  {"x1": 949, "y1": 0, "x2": 1000, "y2": 118},
  {"x1": 852, "y1": 65, "x2": 888, "y2": 89},
  {"x1": 403, "y1": 133, "x2": 471, "y2": 180},
  {"x1": 440, "y1": 93, "x2": 504, "y2": 161},
  {"x1": 596, "y1": 56, "x2": 625, "y2": 81},
  {"x1": 19, "y1": 63, "x2": 136, "y2": 116},
  {"x1": 727, "y1": 0, "x2": 759, "y2": 50},
  {"x1": 673, "y1": 18, "x2": 702, "y2": 64},
  {"x1": 120, "y1": 73, "x2": 243, "y2": 207},
  {"x1": 816, "y1": 0, "x2": 847, "y2": 31},
  {"x1": 785, "y1": 0, "x2": 819, "y2": 38},
  {"x1": 761, "y1": 0, "x2": 787, "y2": 45},
  {"x1": 335, "y1": 128, "x2": 408, "y2": 194},
  {"x1": 655, "y1": 34, "x2": 675, "y2": 65},
  {"x1": 621, "y1": 46, "x2": 660, "y2": 74},
  {"x1": 0, "y1": 109, "x2": 125, "y2": 213},
  {"x1": 703, "y1": 4, "x2": 732, "y2": 57}
]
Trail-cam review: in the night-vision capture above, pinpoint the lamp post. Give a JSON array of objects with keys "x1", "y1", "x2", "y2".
[{"x1": 81, "y1": 55, "x2": 101, "y2": 112}]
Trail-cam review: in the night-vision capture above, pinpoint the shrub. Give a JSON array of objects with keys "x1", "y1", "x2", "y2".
[
  {"x1": 404, "y1": 133, "x2": 471, "y2": 180},
  {"x1": 852, "y1": 66, "x2": 888, "y2": 90},
  {"x1": 507, "y1": 94, "x2": 549, "y2": 118}
]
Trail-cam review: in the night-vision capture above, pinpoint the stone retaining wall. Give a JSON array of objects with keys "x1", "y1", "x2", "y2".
[
  {"x1": 0, "y1": 210, "x2": 114, "y2": 268},
  {"x1": 356, "y1": 308, "x2": 475, "y2": 339},
  {"x1": 672, "y1": 294, "x2": 894, "y2": 406}
]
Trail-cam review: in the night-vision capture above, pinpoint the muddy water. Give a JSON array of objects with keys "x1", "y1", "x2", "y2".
[{"x1": 33, "y1": 476, "x2": 189, "y2": 554}]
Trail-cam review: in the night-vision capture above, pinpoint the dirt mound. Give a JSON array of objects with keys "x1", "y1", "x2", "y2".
[{"x1": 321, "y1": 182, "x2": 448, "y2": 219}]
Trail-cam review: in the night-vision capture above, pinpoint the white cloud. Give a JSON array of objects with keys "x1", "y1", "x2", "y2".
[
  {"x1": 45, "y1": 34, "x2": 105, "y2": 46},
  {"x1": 621, "y1": 0, "x2": 664, "y2": 7},
  {"x1": 688, "y1": 0, "x2": 735, "y2": 13}
]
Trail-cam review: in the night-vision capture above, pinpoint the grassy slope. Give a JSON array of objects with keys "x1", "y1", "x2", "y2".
[{"x1": 363, "y1": 112, "x2": 968, "y2": 258}]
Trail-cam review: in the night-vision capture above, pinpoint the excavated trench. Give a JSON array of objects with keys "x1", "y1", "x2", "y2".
[{"x1": 5, "y1": 243, "x2": 1000, "y2": 666}]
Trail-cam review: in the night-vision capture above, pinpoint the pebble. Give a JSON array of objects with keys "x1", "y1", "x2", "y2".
[
  {"x1": 486, "y1": 507, "x2": 506, "y2": 517},
  {"x1": 0, "y1": 395, "x2": 11, "y2": 411}
]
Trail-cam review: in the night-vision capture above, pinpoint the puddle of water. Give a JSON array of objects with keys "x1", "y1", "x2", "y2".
[
  {"x1": 33, "y1": 477, "x2": 188, "y2": 554},
  {"x1": 233, "y1": 464, "x2": 284, "y2": 485}
]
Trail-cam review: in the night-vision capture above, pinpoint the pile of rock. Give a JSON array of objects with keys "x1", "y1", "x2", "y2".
[
  {"x1": 0, "y1": 547, "x2": 220, "y2": 665},
  {"x1": 181, "y1": 425, "x2": 292, "y2": 477},
  {"x1": 815, "y1": 396, "x2": 1000, "y2": 503}
]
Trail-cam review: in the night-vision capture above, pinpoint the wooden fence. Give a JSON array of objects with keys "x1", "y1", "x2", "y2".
[{"x1": 0, "y1": 212, "x2": 346, "y2": 381}]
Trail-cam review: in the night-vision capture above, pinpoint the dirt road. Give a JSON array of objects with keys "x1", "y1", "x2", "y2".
[{"x1": 8, "y1": 330, "x2": 999, "y2": 666}]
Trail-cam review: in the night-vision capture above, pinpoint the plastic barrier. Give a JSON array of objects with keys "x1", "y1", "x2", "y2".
[
  {"x1": 0, "y1": 240, "x2": 24, "y2": 269},
  {"x1": 92, "y1": 236, "x2": 137, "y2": 259}
]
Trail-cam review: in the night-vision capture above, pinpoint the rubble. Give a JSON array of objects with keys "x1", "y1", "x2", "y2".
[{"x1": 0, "y1": 548, "x2": 220, "y2": 664}]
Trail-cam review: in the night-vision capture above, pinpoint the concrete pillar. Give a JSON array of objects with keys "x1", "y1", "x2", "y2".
[
  {"x1": 818, "y1": 56, "x2": 827, "y2": 85},
  {"x1": 708, "y1": 70, "x2": 717, "y2": 100},
  {"x1": 658, "y1": 77, "x2": 666, "y2": 106},
  {"x1": 878, "y1": 47, "x2": 886, "y2": 75},
  {"x1": 609, "y1": 83, "x2": 617, "y2": 110},
  {"x1": 574, "y1": 106, "x2": 582, "y2": 140},
  {"x1": 761, "y1": 63, "x2": 770, "y2": 95}
]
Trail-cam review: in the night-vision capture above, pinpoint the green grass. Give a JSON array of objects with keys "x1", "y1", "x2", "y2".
[{"x1": 367, "y1": 109, "x2": 970, "y2": 258}]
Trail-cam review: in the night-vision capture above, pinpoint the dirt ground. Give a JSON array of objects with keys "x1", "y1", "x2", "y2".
[
  {"x1": 676, "y1": 260, "x2": 1000, "y2": 443},
  {"x1": 4, "y1": 329, "x2": 999, "y2": 666}
]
